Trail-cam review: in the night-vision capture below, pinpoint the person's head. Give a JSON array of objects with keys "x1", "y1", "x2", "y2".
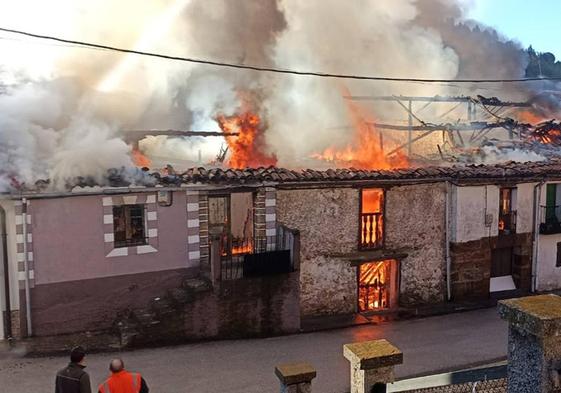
[
  {"x1": 70, "y1": 346, "x2": 86, "y2": 364},
  {"x1": 109, "y1": 358, "x2": 125, "y2": 373}
]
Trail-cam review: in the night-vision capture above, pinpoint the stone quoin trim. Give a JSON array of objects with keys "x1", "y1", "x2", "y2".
[
  {"x1": 15, "y1": 200, "x2": 34, "y2": 289},
  {"x1": 198, "y1": 191, "x2": 209, "y2": 267},
  {"x1": 255, "y1": 187, "x2": 277, "y2": 250},
  {"x1": 186, "y1": 190, "x2": 201, "y2": 264},
  {"x1": 102, "y1": 193, "x2": 159, "y2": 258}
]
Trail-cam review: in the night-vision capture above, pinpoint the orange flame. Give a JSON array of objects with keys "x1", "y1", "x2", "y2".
[
  {"x1": 358, "y1": 260, "x2": 391, "y2": 311},
  {"x1": 312, "y1": 90, "x2": 408, "y2": 169},
  {"x1": 131, "y1": 149, "x2": 151, "y2": 168},
  {"x1": 216, "y1": 111, "x2": 277, "y2": 169},
  {"x1": 518, "y1": 110, "x2": 544, "y2": 124}
]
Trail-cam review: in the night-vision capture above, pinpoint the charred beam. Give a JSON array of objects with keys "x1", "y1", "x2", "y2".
[
  {"x1": 345, "y1": 95, "x2": 530, "y2": 107},
  {"x1": 123, "y1": 130, "x2": 239, "y2": 143}
]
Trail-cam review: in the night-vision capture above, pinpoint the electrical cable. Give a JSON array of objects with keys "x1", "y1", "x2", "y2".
[{"x1": 2, "y1": 26, "x2": 561, "y2": 84}]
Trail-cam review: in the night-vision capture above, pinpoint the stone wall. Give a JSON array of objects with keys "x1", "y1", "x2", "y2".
[
  {"x1": 450, "y1": 233, "x2": 533, "y2": 300},
  {"x1": 277, "y1": 188, "x2": 359, "y2": 317},
  {"x1": 385, "y1": 183, "x2": 447, "y2": 306}
]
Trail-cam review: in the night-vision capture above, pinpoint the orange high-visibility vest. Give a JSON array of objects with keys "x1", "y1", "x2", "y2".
[{"x1": 98, "y1": 370, "x2": 141, "y2": 393}]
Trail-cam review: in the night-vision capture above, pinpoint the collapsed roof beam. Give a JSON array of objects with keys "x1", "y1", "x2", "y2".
[
  {"x1": 123, "y1": 130, "x2": 239, "y2": 143},
  {"x1": 344, "y1": 95, "x2": 530, "y2": 107}
]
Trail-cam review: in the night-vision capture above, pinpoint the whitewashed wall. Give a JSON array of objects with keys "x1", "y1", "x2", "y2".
[
  {"x1": 0, "y1": 199, "x2": 20, "y2": 340},
  {"x1": 537, "y1": 182, "x2": 561, "y2": 291},
  {"x1": 450, "y1": 185, "x2": 499, "y2": 243}
]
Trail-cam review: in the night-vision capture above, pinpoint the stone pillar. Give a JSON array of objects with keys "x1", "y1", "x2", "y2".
[
  {"x1": 275, "y1": 362, "x2": 316, "y2": 393},
  {"x1": 498, "y1": 294, "x2": 561, "y2": 393},
  {"x1": 343, "y1": 339, "x2": 403, "y2": 393},
  {"x1": 208, "y1": 228, "x2": 223, "y2": 286}
]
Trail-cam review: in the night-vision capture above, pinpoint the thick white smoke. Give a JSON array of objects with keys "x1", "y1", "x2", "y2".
[{"x1": 0, "y1": 0, "x2": 542, "y2": 191}]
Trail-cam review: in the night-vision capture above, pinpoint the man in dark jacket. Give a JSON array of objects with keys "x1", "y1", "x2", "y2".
[{"x1": 55, "y1": 346, "x2": 92, "y2": 393}]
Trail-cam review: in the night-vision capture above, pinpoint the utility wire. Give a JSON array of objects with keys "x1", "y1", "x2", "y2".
[{"x1": 2, "y1": 26, "x2": 561, "y2": 84}]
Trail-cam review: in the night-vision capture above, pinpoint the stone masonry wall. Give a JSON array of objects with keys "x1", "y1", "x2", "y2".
[
  {"x1": 277, "y1": 188, "x2": 359, "y2": 317},
  {"x1": 385, "y1": 183, "x2": 447, "y2": 306}
]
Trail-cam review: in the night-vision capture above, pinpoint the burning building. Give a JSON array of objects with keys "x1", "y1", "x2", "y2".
[{"x1": 1, "y1": 160, "x2": 561, "y2": 347}]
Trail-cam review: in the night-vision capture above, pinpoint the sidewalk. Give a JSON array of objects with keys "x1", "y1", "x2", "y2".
[{"x1": 0, "y1": 307, "x2": 507, "y2": 393}]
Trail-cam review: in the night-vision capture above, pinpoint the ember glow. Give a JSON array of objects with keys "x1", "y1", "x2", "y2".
[
  {"x1": 216, "y1": 111, "x2": 277, "y2": 169},
  {"x1": 360, "y1": 189, "x2": 383, "y2": 248},
  {"x1": 358, "y1": 260, "x2": 391, "y2": 312},
  {"x1": 312, "y1": 93, "x2": 409, "y2": 170}
]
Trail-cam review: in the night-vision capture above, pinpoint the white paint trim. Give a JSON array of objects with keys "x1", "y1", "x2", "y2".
[
  {"x1": 102, "y1": 197, "x2": 113, "y2": 206},
  {"x1": 137, "y1": 245, "x2": 158, "y2": 254},
  {"x1": 188, "y1": 251, "x2": 200, "y2": 260},
  {"x1": 16, "y1": 253, "x2": 24, "y2": 262},
  {"x1": 18, "y1": 270, "x2": 34, "y2": 280},
  {"x1": 123, "y1": 195, "x2": 137, "y2": 205},
  {"x1": 266, "y1": 228, "x2": 277, "y2": 237},
  {"x1": 16, "y1": 234, "x2": 24, "y2": 244},
  {"x1": 148, "y1": 228, "x2": 158, "y2": 238},
  {"x1": 146, "y1": 194, "x2": 156, "y2": 204},
  {"x1": 103, "y1": 214, "x2": 113, "y2": 225},
  {"x1": 26, "y1": 215, "x2": 31, "y2": 225},
  {"x1": 188, "y1": 235, "x2": 200, "y2": 244},
  {"x1": 147, "y1": 211, "x2": 157, "y2": 221},
  {"x1": 15, "y1": 215, "x2": 23, "y2": 225},
  {"x1": 265, "y1": 199, "x2": 276, "y2": 207},
  {"x1": 104, "y1": 233, "x2": 114, "y2": 243},
  {"x1": 265, "y1": 213, "x2": 276, "y2": 222},
  {"x1": 106, "y1": 247, "x2": 128, "y2": 258},
  {"x1": 186, "y1": 190, "x2": 199, "y2": 196},
  {"x1": 490, "y1": 275, "x2": 516, "y2": 292},
  {"x1": 27, "y1": 233, "x2": 32, "y2": 243},
  {"x1": 27, "y1": 252, "x2": 33, "y2": 262},
  {"x1": 187, "y1": 219, "x2": 200, "y2": 228},
  {"x1": 187, "y1": 203, "x2": 199, "y2": 212}
]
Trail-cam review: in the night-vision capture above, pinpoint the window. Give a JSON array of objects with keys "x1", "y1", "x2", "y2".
[
  {"x1": 209, "y1": 193, "x2": 254, "y2": 256},
  {"x1": 359, "y1": 188, "x2": 384, "y2": 249},
  {"x1": 113, "y1": 204, "x2": 147, "y2": 248},
  {"x1": 557, "y1": 242, "x2": 561, "y2": 267},
  {"x1": 498, "y1": 187, "x2": 516, "y2": 235}
]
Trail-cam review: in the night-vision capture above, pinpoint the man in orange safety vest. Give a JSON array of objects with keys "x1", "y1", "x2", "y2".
[{"x1": 98, "y1": 359, "x2": 149, "y2": 393}]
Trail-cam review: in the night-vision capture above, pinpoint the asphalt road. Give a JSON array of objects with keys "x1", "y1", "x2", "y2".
[{"x1": 0, "y1": 307, "x2": 507, "y2": 393}]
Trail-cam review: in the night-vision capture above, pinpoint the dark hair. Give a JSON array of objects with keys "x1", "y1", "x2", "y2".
[{"x1": 70, "y1": 346, "x2": 86, "y2": 363}]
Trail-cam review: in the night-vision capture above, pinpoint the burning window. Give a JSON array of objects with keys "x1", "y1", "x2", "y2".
[
  {"x1": 209, "y1": 193, "x2": 254, "y2": 256},
  {"x1": 113, "y1": 205, "x2": 146, "y2": 248},
  {"x1": 358, "y1": 260, "x2": 393, "y2": 312},
  {"x1": 360, "y1": 188, "x2": 384, "y2": 249},
  {"x1": 498, "y1": 187, "x2": 516, "y2": 235}
]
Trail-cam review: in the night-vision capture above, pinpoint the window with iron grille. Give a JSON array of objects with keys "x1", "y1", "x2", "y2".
[
  {"x1": 113, "y1": 204, "x2": 147, "y2": 248},
  {"x1": 359, "y1": 188, "x2": 384, "y2": 250}
]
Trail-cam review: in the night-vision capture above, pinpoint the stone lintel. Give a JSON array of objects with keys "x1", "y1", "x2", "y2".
[
  {"x1": 343, "y1": 339, "x2": 403, "y2": 370},
  {"x1": 498, "y1": 294, "x2": 561, "y2": 338},
  {"x1": 275, "y1": 363, "x2": 317, "y2": 385}
]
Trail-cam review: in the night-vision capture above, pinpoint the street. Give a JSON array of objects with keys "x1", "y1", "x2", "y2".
[{"x1": 0, "y1": 307, "x2": 507, "y2": 393}]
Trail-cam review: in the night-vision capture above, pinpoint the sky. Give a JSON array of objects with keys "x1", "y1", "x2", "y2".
[{"x1": 468, "y1": 0, "x2": 561, "y2": 59}]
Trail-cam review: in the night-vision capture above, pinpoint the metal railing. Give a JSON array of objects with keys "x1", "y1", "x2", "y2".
[
  {"x1": 387, "y1": 365, "x2": 507, "y2": 393},
  {"x1": 360, "y1": 212, "x2": 383, "y2": 249},
  {"x1": 540, "y1": 205, "x2": 561, "y2": 234},
  {"x1": 218, "y1": 224, "x2": 299, "y2": 281}
]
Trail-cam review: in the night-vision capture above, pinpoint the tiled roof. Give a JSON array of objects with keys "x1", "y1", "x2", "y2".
[{"x1": 173, "y1": 160, "x2": 561, "y2": 185}]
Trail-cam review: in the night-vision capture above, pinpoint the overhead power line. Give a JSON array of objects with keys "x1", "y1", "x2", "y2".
[{"x1": 2, "y1": 26, "x2": 561, "y2": 84}]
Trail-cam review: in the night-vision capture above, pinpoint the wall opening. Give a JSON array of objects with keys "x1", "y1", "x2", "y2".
[
  {"x1": 358, "y1": 260, "x2": 396, "y2": 312},
  {"x1": 359, "y1": 189, "x2": 384, "y2": 250}
]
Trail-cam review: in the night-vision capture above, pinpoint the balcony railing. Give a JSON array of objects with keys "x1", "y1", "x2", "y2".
[
  {"x1": 540, "y1": 205, "x2": 561, "y2": 234},
  {"x1": 498, "y1": 211, "x2": 516, "y2": 236},
  {"x1": 214, "y1": 224, "x2": 300, "y2": 281},
  {"x1": 360, "y1": 212, "x2": 383, "y2": 249}
]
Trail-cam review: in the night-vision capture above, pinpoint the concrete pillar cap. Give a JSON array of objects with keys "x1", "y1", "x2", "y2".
[
  {"x1": 499, "y1": 294, "x2": 561, "y2": 338},
  {"x1": 343, "y1": 339, "x2": 403, "y2": 370},
  {"x1": 275, "y1": 362, "x2": 317, "y2": 385}
]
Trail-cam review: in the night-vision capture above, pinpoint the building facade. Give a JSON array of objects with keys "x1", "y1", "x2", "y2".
[{"x1": 1, "y1": 161, "x2": 560, "y2": 345}]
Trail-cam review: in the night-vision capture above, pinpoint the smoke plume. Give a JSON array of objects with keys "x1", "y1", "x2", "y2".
[{"x1": 0, "y1": 0, "x2": 551, "y2": 191}]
